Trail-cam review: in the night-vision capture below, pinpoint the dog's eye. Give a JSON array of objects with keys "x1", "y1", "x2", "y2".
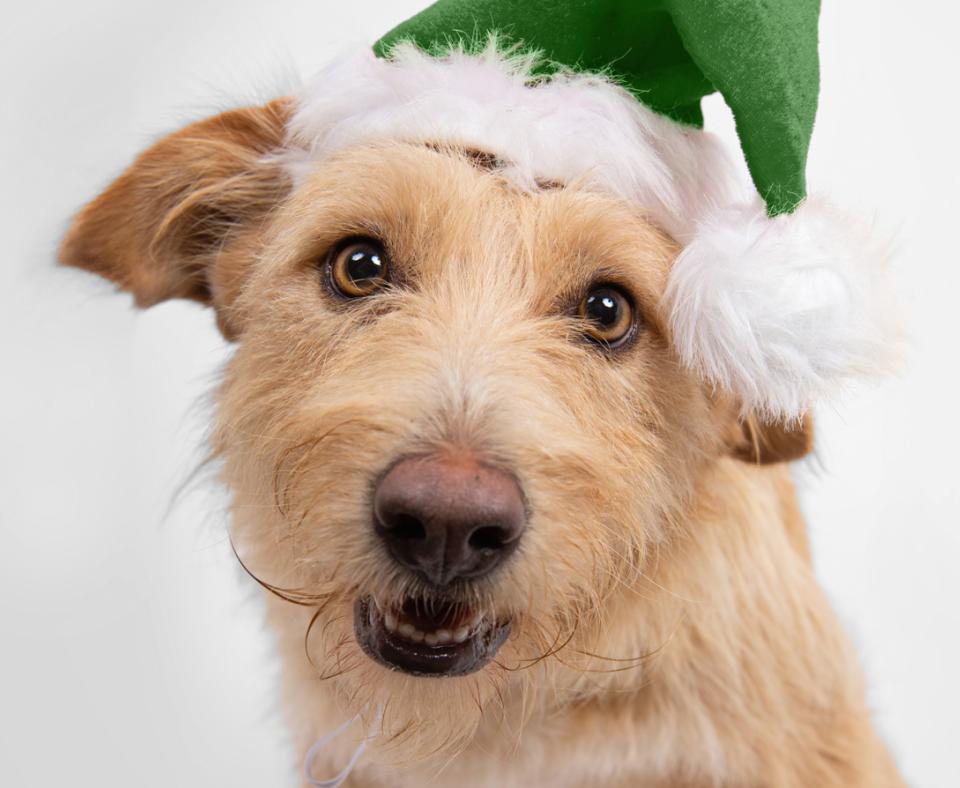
[
  {"x1": 328, "y1": 239, "x2": 389, "y2": 297},
  {"x1": 578, "y1": 285, "x2": 636, "y2": 347}
]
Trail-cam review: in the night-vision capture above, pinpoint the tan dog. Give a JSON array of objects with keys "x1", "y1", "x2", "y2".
[{"x1": 60, "y1": 84, "x2": 903, "y2": 786}]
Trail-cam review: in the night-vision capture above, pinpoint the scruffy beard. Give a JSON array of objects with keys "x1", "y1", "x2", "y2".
[
  {"x1": 234, "y1": 534, "x2": 639, "y2": 767},
  {"x1": 278, "y1": 595, "x2": 553, "y2": 764},
  {"x1": 225, "y1": 457, "x2": 665, "y2": 767},
  {"x1": 216, "y1": 374, "x2": 694, "y2": 767}
]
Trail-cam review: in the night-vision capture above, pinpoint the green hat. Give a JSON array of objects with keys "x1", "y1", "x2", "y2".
[
  {"x1": 281, "y1": 0, "x2": 897, "y2": 419},
  {"x1": 375, "y1": 0, "x2": 821, "y2": 217}
]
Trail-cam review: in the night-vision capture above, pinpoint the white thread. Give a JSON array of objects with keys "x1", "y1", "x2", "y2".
[{"x1": 304, "y1": 708, "x2": 381, "y2": 788}]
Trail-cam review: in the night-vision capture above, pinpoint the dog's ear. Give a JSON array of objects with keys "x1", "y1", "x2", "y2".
[
  {"x1": 726, "y1": 412, "x2": 814, "y2": 465},
  {"x1": 59, "y1": 98, "x2": 291, "y2": 339}
]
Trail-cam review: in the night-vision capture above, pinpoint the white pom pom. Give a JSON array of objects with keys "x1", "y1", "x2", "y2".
[{"x1": 663, "y1": 197, "x2": 902, "y2": 421}]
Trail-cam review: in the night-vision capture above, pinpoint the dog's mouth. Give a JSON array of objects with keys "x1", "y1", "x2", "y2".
[{"x1": 353, "y1": 596, "x2": 510, "y2": 677}]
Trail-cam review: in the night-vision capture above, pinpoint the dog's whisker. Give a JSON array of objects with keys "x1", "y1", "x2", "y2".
[{"x1": 271, "y1": 417, "x2": 369, "y2": 519}]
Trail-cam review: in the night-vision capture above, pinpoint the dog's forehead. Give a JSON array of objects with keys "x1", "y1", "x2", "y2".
[{"x1": 280, "y1": 142, "x2": 677, "y2": 299}]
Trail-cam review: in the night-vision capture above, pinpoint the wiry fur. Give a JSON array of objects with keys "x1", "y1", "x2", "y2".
[{"x1": 60, "y1": 105, "x2": 903, "y2": 785}]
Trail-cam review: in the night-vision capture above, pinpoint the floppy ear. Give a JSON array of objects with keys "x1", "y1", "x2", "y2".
[
  {"x1": 727, "y1": 412, "x2": 814, "y2": 465},
  {"x1": 59, "y1": 98, "x2": 292, "y2": 338}
]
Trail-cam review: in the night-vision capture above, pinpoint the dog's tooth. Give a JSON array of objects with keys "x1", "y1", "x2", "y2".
[
  {"x1": 424, "y1": 633, "x2": 439, "y2": 646},
  {"x1": 384, "y1": 611, "x2": 398, "y2": 632},
  {"x1": 453, "y1": 626, "x2": 469, "y2": 643},
  {"x1": 408, "y1": 628, "x2": 425, "y2": 643},
  {"x1": 435, "y1": 629, "x2": 452, "y2": 643},
  {"x1": 398, "y1": 622, "x2": 416, "y2": 638}
]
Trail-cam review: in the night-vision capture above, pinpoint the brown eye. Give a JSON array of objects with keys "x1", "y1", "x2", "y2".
[
  {"x1": 578, "y1": 285, "x2": 636, "y2": 347},
  {"x1": 329, "y1": 239, "x2": 389, "y2": 297}
]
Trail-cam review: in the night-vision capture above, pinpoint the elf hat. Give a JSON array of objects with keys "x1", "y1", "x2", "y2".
[{"x1": 282, "y1": 0, "x2": 899, "y2": 421}]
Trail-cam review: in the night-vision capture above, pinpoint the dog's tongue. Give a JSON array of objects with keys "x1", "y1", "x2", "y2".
[{"x1": 401, "y1": 597, "x2": 472, "y2": 631}]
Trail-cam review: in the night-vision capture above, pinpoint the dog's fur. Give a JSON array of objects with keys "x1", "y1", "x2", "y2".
[{"x1": 60, "y1": 99, "x2": 903, "y2": 787}]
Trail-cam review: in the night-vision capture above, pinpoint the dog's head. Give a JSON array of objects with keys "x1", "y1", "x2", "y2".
[{"x1": 61, "y1": 91, "x2": 818, "y2": 750}]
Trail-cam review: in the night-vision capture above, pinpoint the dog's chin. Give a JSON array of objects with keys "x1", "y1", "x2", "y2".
[{"x1": 353, "y1": 596, "x2": 510, "y2": 678}]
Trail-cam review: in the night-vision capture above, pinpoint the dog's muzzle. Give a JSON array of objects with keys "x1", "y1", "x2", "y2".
[{"x1": 353, "y1": 451, "x2": 524, "y2": 676}]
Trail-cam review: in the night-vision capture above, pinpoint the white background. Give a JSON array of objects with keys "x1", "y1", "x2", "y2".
[{"x1": 1, "y1": 1, "x2": 958, "y2": 786}]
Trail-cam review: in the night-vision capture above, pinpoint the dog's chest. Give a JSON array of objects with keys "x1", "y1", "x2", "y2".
[{"x1": 346, "y1": 707, "x2": 725, "y2": 788}]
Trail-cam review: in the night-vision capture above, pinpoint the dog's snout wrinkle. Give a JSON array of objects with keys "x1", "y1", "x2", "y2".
[{"x1": 373, "y1": 452, "x2": 525, "y2": 586}]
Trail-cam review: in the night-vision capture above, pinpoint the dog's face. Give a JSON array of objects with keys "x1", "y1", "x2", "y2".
[
  {"x1": 219, "y1": 138, "x2": 713, "y2": 666},
  {"x1": 61, "y1": 101, "x2": 810, "y2": 753}
]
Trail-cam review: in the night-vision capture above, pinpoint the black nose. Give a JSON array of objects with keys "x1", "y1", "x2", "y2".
[{"x1": 373, "y1": 453, "x2": 526, "y2": 586}]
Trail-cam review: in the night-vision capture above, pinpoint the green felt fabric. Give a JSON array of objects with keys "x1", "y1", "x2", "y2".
[{"x1": 374, "y1": 0, "x2": 821, "y2": 215}]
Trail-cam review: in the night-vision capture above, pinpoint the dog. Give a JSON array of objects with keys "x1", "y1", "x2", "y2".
[{"x1": 59, "y1": 45, "x2": 904, "y2": 787}]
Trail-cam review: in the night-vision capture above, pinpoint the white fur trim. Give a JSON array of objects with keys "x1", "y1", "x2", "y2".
[
  {"x1": 663, "y1": 198, "x2": 902, "y2": 420},
  {"x1": 282, "y1": 40, "x2": 742, "y2": 241},
  {"x1": 282, "y1": 42, "x2": 898, "y2": 418}
]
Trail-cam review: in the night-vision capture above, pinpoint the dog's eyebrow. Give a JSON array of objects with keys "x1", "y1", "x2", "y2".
[
  {"x1": 421, "y1": 141, "x2": 506, "y2": 172},
  {"x1": 421, "y1": 142, "x2": 564, "y2": 189},
  {"x1": 461, "y1": 147, "x2": 504, "y2": 171},
  {"x1": 533, "y1": 177, "x2": 564, "y2": 191}
]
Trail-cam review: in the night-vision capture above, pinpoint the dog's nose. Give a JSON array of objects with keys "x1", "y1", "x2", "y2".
[{"x1": 373, "y1": 453, "x2": 526, "y2": 586}]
